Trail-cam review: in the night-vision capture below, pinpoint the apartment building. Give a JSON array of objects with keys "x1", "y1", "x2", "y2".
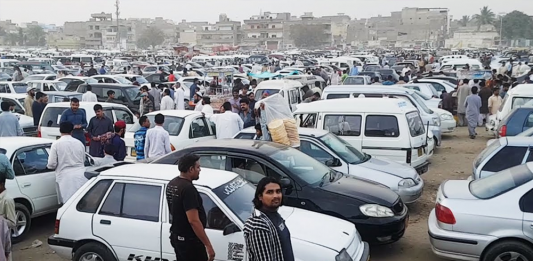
[
  {"x1": 196, "y1": 14, "x2": 242, "y2": 48},
  {"x1": 243, "y1": 12, "x2": 290, "y2": 50},
  {"x1": 283, "y1": 12, "x2": 334, "y2": 48}
]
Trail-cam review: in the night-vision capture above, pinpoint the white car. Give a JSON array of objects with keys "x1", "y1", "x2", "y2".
[
  {"x1": 91, "y1": 75, "x2": 132, "y2": 85},
  {"x1": 412, "y1": 92, "x2": 456, "y2": 133},
  {"x1": 124, "y1": 110, "x2": 215, "y2": 161},
  {"x1": 413, "y1": 79, "x2": 456, "y2": 97},
  {"x1": 343, "y1": 76, "x2": 372, "y2": 85},
  {"x1": 401, "y1": 83, "x2": 439, "y2": 98},
  {"x1": 48, "y1": 164, "x2": 370, "y2": 261},
  {"x1": 26, "y1": 80, "x2": 67, "y2": 92},
  {"x1": 0, "y1": 94, "x2": 37, "y2": 136},
  {"x1": 0, "y1": 81, "x2": 28, "y2": 94},
  {"x1": 0, "y1": 137, "x2": 96, "y2": 242},
  {"x1": 21, "y1": 74, "x2": 57, "y2": 83}
]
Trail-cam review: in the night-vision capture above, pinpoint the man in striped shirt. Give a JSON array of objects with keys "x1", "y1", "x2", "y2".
[{"x1": 243, "y1": 177, "x2": 294, "y2": 261}]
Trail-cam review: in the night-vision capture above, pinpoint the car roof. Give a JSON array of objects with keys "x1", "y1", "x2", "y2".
[
  {"x1": 58, "y1": 76, "x2": 91, "y2": 80},
  {"x1": 296, "y1": 97, "x2": 417, "y2": 113},
  {"x1": 144, "y1": 110, "x2": 199, "y2": 118},
  {"x1": 239, "y1": 126, "x2": 329, "y2": 137},
  {"x1": 44, "y1": 101, "x2": 129, "y2": 109},
  {"x1": 0, "y1": 137, "x2": 52, "y2": 156},
  {"x1": 504, "y1": 136, "x2": 533, "y2": 146},
  {"x1": 80, "y1": 83, "x2": 137, "y2": 88},
  {"x1": 323, "y1": 85, "x2": 415, "y2": 94},
  {"x1": 100, "y1": 164, "x2": 237, "y2": 189},
  {"x1": 29, "y1": 74, "x2": 56, "y2": 77},
  {"x1": 43, "y1": 91, "x2": 81, "y2": 96},
  {"x1": 184, "y1": 139, "x2": 290, "y2": 156},
  {"x1": 256, "y1": 80, "x2": 303, "y2": 90},
  {"x1": 0, "y1": 93, "x2": 25, "y2": 98},
  {"x1": 116, "y1": 74, "x2": 145, "y2": 78},
  {"x1": 508, "y1": 84, "x2": 533, "y2": 96}
]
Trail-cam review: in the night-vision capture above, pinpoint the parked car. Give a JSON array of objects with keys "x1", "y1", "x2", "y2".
[
  {"x1": 75, "y1": 83, "x2": 141, "y2": 114},
  {"x1": 234, "y1": 127, "x2": 424, "y2": 203},
  {"x1": 493, "y1": 107, "x2": 533, "y2": 138},
  {"x1": 486, "y1": 84, "x2": 533, "y2": 133},
  {"x1": 412, "y1": 79, "x2": 456, "y2": 97},
  {"x1": 343, "y1": 76, "x2": 372, "y2": 85},
  {"x1": 151, "y1": 139, "x2": 409, "y2": 244},
  {"x1": 21, "y1": 74, "x2": 57, "y2": 83},
  {"x1": 26, "y1": 80, "x2": 66, "y2": 92},
  {"x1": 115, "y1": 74, "x2": 151, "y2": 88},
  {"x1": 358, "y1": 71, "x2": 382, "y2": 80},
  {"x1": 472, "y1": 136, "x2": 533, "y2": 180},
  {"x1": 91, "y1": 75, "x2": 132, "y2": 85},
  {"x1": 48, "y1": 164, "x2": 370, "y2": 261},
  {"x1": 124, "y1": 110, "x2": 216, "y2": 161},
  {"x1": 142, "y1": 65, "x2": 170, "y2": 76},
  {"x1": 0, "y1": 95, "x2": 36, "y2": 136},
  {"x1": 401, "y1": 83, "x2": 439, "y2": 98},
  {"x1": 376, "y1": 69, "x2": 400, "y2": 82},
  {"x1": 428, "y1": 163, "x2": 533, "y2": 261},
  {"x1": 43, "y1": 91, "x2": 83, "y2": 103},
  {"x1": 57, "y1": 76, "x2": 99, "y2": 92},
  {"x1": 0, "y1": 137, "x2": 96, "y2": 242},
  {"x1": 424, "y1": 76, "x2": 459, "y2": 86},
  {"x1": 0, "y1": 81, "x2": 28, "y2": 94}
]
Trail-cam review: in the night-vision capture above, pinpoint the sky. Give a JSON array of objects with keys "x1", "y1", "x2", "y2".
[{"x1": 1, "y1": 0, "x2": 532, "y2": 25}]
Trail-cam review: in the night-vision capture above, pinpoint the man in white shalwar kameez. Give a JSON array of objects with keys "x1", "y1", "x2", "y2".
[
  {"x1": 47, "y1": 122, "x2": 87, "y2": 204},
  {"x1": 174, "y1": 83, "x2": 185, "y2": 110}
]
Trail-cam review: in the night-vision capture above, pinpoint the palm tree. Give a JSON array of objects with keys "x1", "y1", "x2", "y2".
[
  {"x1": 472, "y1": 6, "x2": 496, "y2": 30},
  {"x1": 459, "y1": 15, "x2": 470, "y2": 27}
]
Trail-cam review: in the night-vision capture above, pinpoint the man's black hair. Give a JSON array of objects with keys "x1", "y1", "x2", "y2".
[
  {"x1": 203, "y1": 96, "x2": 211, "y2": 104},
  {"x1": 141, "y1": 86, "x2": 149, "y2": 92},
  {"x1": 36, "y1": 91, "x2": 45, "y2": 100},
  {"x1": 86, "y1": 85, "x2": 92, "y2": 91},
  {"x1": 93, "y1": 104, "x2": 103, "y2": 111},
  {"x1": 71, "y1": 97, "x2": 80, "y2": 103},
  {"x1": 59, "y1": 121, "x2": 74, "y2": 134},
  {"x1": 139, "y1": 115, "x2": 148, "y2": 125},
  {"x1": 154, "y1": 113, "x2": 164, "y2": 124},
  {"x1": 104, "y1": 144, "x2": 115, "y2": 155},
  {"x1": 240, "y1": 98, "x2": 249, "y2": 105},
  {"x1": 151, "y1": 82, "x2": 156, "y2": 88},
  {"x1": 462, "y1": 79, "x2": 469, "y2": 84},
  {"x1": 255, "y1": 123, "x2": 262, "y2": 131},
  {"x1": 0, "y1": 102, "x2": 10, "y2": 111},
  {"x1": 252, "y1": 177, "x2": 282, "y2": 209},
  {"x1": 164, "y1": 89, "x2": 170, "y2": 95},
  {"x1": 178, "y1": 154, "x2": 200, "y2": 173},
  {"x1": 107, "y1": 90, "x2": 115, "y2": 96},
  {"x1": 222, "y1": 101, "x2": 232, "y2": 111}
]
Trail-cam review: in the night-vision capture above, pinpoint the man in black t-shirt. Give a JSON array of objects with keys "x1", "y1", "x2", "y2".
[{"x1": 165, "y1": 154, "x2": 215, "y2": 261}]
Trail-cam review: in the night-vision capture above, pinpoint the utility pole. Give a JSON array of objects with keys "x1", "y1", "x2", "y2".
[{"x1": 115, "y1": 0, "x2": 121, "y2": 50}]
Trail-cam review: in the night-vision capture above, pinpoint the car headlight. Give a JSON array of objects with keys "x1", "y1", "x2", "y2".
[
  {"x1": 336, "y1": 248, "x2": 353, "y2": 261},
  {"x1": 398, "y1": 178, "x2": 416, "y2": 188},
  {"x1": 432, "y1": 117, "x2": 441, "y2": 126},
  {"x1": 440, "y1": 114, "x2": 453, "y2": 121},
  {"x1": 359, "y1": 204, "x2": 394, "y2": 217}
]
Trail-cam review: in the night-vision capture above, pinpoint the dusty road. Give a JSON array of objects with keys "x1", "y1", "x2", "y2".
[{"x1": 12, "y1": 127, "x2": 490, "y2": 261}]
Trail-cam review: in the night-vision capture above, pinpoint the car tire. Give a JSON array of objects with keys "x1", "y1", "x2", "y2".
[
  {"x1": 12, "y1": 203, "x2": 31, "y2": 244},
  {"x1": 74, "y1": 242, "x2": 117, "y2": 261},
  {"x1": 482, "y1": 240, "x2": 533, "y2": 261}
]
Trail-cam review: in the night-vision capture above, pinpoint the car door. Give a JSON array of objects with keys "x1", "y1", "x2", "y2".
[
  {"x1": 12, "y1": 146, "x2": 58, "y2": 214},
  {"x1": 521, "y1": 187, "x2": 533, "y2": 241},
  {"x1": 92, "y1": 181, "x2": 162, "y2": 260},
  {"x1": 322, "y1": 114, "x2": 363, "y2": 151},
  {"x1": 189, "y1": 117, "x2": 215, "y2": 144},
  {"x1": 479, "y1": 146, "x2": 528, "y2": 179},
  {"x1": 299, "y1": 138, "x2": 348, "y2": 173}
]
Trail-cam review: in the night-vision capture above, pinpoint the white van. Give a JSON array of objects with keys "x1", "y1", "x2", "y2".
[
  {"x1": 329, "y1": 57, "x2": 362, "y2": 72},
  {"x1": 439, "y1": 55, "x2": 469, "y2": 64},
  {"x1": 487, "y1": 84, "x2": 533, "y2": 133},
  {"x1": 440, "y1": 59, "x2": 483, "y2": 71},
  {"x1": 0, "y1": 59, "x2": 19, "y2": 68},
  {"x1": 27, "y1": 58, "x2": 55, "y2": 66},
  {"x1": 294, "y1": 97, "x2": 430, "y2": 174},
  {"x1": 284, "y1": 75, "x2": 327, "y2": 90},
  {"x1": 254, "y1": 79, "x2": 304, "y2": 111}
]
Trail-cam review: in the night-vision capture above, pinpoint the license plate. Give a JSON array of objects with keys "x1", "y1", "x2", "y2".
[
  {"x1": 405, "y1": 216, "x2": 409, "y2": 229},
  {"x1": 417, "y1": 148, "x2": 423, "y2": 157},
  {"x1": 130, "y1": 148, "x2": 137, "y2": 157}
]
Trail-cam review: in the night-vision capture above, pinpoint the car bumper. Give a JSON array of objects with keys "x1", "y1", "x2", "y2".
[
  {"x1": 354, "y1": 211, "x2": 408, "y2": 245},
  {"x1": 428, "y1": 210, "x2": 495, "y2": 261},
  {"x1": 358, "y1": 242, "x2": 370, "y2": 261},
  {"x1": 415, "y1": 161, "x2": 430, "y2": 175},
  {"x1": 48, "y1": 236, "x2": 74, "y2": 259},
  {"x1": 440, "y1": 119, "x2": 456, "y2": 133},
  {"x1": 397, "y1": 178, "x2": 424, "y2": 204}
]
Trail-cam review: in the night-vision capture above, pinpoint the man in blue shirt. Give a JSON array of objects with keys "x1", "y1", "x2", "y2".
[
  {"x1": 134, "y1": 116, "x2": 151, "y2": 160},
  {"x1": 0, "y1": 152, "x2": 14, "y2": 180},
  {"x1": 0, "y1": 102, "x2": 23, "y2": 137},
  {"x1": 59, "y1": 98, "x2": 87, "y2": 145},
  {"x1": 350, "y1": 61, "x2": 359, "y2": 76},
  {"x1": 190, "y1": 78, "x2": 199, "y2": 101},
  {"x1": 382, "y1": 75, "x2": 396, "y2": 85},
  {"x1": 110, "y1": 120, "x2": 127, "y2": 161}
]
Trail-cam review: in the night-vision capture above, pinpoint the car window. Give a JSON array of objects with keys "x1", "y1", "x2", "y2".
[
  {"x1": 40, "y1": 107, "x2": 67, "y2": 127},
  {"x1": 326, "y1": 93, "x2": 350, "y2": 99},
  {"x1": 200, "y1": 193, "x2": 232, "y2": 230},
  {"x1": 520, "y1": 188, "x2": 533, "y2": 213},
  {"x1": 99, "y1": 183, "x2": 124, "y2": 216},
  {"x1": 406, "y1": 112, "x2": 425, "y2": 137},
  {"x1": 77, "y1": 180, "x2": 113, "y2": 213},
  {"x1": 234, "y1": 133, "x2": 256, "y2": 140},
  {"x1": 296, "y1": 113, "x2": 317, "y2": 128},
  {"x1": 512, "y1": 97, "x2": 533, "y2": 110},
  {"x1": 129, "y1": 115, "x2": 184, "y2": 136},
  {"x1": 300, "y1": 140, "x2": 333, "y2": 164},
  {"x1": 190, "y1": 118, "x2": 211, "y2": 138},
  {"x1": 525, "y1": 112, "x2": 533, "y2": 128},
  {"x1": 230, "y1": 157, "x2": 267, "y2": 185},
  {"x1": 482, "y1": 146, "x2": 528, "y2": 173},
  {"x1": 365, "y1": 115, "x2": 400, "y2": 137},
  {"x1": 344, "y1": 77, "x2": 366, "y2": 85},
  {"x1": 430, "y1": 83, "x2": 444, "y2": 93},
  {"x1": 199, "y1": 155, "x2": 226, "y2": 170},
  {"x1": 470, "y1": 164, "x2": 533, "y2": 199},
  {"x1": 114, "y1": 109, "x2": 134, "y2": 124},
  {"x1": 99, "y1": 183, "x2": 161, "y2": 222},
  {"x1": 404, "y1": 86, "x2": 421, "y2": 91},
  {"x1": 14, "y1": 147, "x2": 50, "y2": 176},
  {"x1": 323, "y1": 115, "x2": 361, "y2": 136},
  {"x1": 0, "y1": 84, "x2": 10, "y2": 93}
]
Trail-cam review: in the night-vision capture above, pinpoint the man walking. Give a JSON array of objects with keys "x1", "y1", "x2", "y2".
[
  {"x1": 134, "y1": 116, "x2": 150, "y2": 161},
  {"x1": 456, "y1": 79, "x2": 471, "y2": 127},
  {"x1": 207, "y1": 102, "x2": 243, "y2": 139},
  {"x1": 165, "y1": 154, "x2": 215, "y2": 261},
  {"x1": 0, "y1": 102, "x2": 23, "y2": 137},
  {"x1": 478, "y1": 81, "x2": 492, "y2": 127},
  {"x1": 81, "y1": 85, "x2": 98, "y2": 102},
  {"x1": 86, "y1": 104, "x2": 114, "y2": 157},
  {"x1": 24, "y1": 87, "x2": 36, "y2": 117},
  {"x1": 47, "y1": 122, "x2": 87, "y2": 203},
  {"x1": 32, "y1": 92, "x2": 48, "y2": 126},
  {"x1": 244, "y1": 177, "x2": 294, "y2": 261},
  {"x1": 175, "y1": 83, "x2": 185, "y2": 110},
  {"x1": 465, "y1": 86, "x2": 482, "y2": 139},
  {"x1": 59, "y1": 98, "x2": 88, "y2": 145},
  {"x1": 144, "y1": 113, "x2": 171, "y2": 159},
  {"x1": 488, "y1": 89, "x2": 503, "y2": 116}
]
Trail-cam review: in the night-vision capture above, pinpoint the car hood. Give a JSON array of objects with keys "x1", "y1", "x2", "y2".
[
  {"x1": 442, "y1": 180, "x2": 476, "y2": 200},
  {"x1": 432, "y1": 107, "x2": 452, "y2": 117},
  {"x1": 359, "y1": 157, "x2": 418, "y2": 179},
  {"x1": 279, "y1": 207, "x2": 357, "y2": 252},
  {"x1": 321, "y1": 174, "x2": 399, "y2": 206}
]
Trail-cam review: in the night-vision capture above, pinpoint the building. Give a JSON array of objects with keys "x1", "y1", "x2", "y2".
[
  {"x1": 445, "y1": 25, "x2": 498, "y2": 48},
  {"x1": 283, "y1": 12, "x2": 334, "y2": 49},
  {"x1": 243, "y1": 12, "x2": 291, "y2": 50},
  {"x1": 321, "y1": 13, "x2": 351, "y2": 47},
  {"x1": 196, "y1": 14, "x2": 242, "y2": 48},
  {"x1": 85, "y1": 12, "x2": 114, "y2": 49},
  {"x1": 47, "y1": 29, "x2": 83, "y2": 50}
]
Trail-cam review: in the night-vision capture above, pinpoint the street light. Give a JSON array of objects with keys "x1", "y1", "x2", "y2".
[{"x1": 499, "y1": 12, "x2": 506, "y2": 49}]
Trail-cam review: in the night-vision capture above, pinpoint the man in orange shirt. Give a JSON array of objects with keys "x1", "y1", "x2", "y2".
[{"x1": 168, "y1": 70, "x2": 176, "y2": 82}]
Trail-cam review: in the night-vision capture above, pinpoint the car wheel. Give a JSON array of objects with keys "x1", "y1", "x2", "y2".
[
  {"x1": 74, "y1": 242, "x2": 117, "y2": 261},
  {"x1": 483, "y1": 240, "x2": 533, "y2": 261},
  {"x1": 12, "y1": 203, "x2": 31, "y2": 243}
]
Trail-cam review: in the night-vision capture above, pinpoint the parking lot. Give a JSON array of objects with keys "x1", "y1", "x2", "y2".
[{"x1": 12, "y1": 127, "x2": 487, "y2": 261}]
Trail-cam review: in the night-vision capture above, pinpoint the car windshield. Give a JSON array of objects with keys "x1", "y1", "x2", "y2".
[
  {"x1": 128, "y1": 115, "x2": 184, "y2": 136},
  {"x1": 134, "y1": 76, "x2": 148, "y2": 84},
  {"x1": 319, "y1": 133, "x2": 366, "y2": 164},
  {"x1": 269, "y1": 147, "x2": 333, "y2": 186},
  {"x1": 124, "y1": 88, "x2": 141, "y2": 101},
  {"x1": 12, "y1": 83, "x2": 28, "y2": 93},
  {"x1": 144, "y1": 67, "x2": 156, "y2": 72},
  {"x1": 470, "y1": 164, "x2": 533, "y2": 199},
  {"x1": 255, "y1": 89, "x2": 281, "y2": 99},
  {"x1": 113, "y1": 77, "x2": 132, "y2": 84},
  {"x1": 512, "y1": 97, "x2": 533, "y2": 109},
  {"x1": 474, "y1": 139, "x2": 502, "y2": 169},
  {"x1": 85, "y1": 78, "x2": 98, "y2": 84},
  {"x1": 212, "y1": 177, "x2": 255, "y2": 223},
  {"x1": 411, "y1": 92, "x2": 434, "y2": 114},
  {"x1": 343, "y1": 77, "x2": 365, "y2": 85},
  {"x1": 54, "y1": 82, "x2": 67, "y2": 91}
]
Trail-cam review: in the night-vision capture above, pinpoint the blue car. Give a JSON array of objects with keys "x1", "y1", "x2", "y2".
[{"x1": 497, "y1": 107, "x2": 533, "y2": 137}]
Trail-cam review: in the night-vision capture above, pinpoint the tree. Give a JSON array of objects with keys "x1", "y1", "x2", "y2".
[
  {"x1": 459, "y1": 15, "x2": 470, "y2": 27},
  {"x1": 18, "y1": 28, "x2": 24, "y2": 46},
  {"x1": 472, "y1": 6, "x2": 496, "y2": 30},
  {"x1": 137, "y1": 27, "x2": 165, "y2": 49},
  {"x1": 0, "y1": 27, "x2": 5, "y2": 37},
  {"x1": 499, "y1": 11, "x2": 533, "y2": 40},
  {"x1": 289, "y1": 24, "x2": 329, "y2": 48},
  {"x1": 26, "y1": 25, "x2": 46, "y2": 46},
  {"x1": 4, "y1": 33, "x2": 19, "y2": 46}
]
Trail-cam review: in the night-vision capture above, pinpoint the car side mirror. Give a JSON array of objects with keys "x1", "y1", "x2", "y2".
[
  {"x1": 280, "y1": 178, "x2": 292, "y2": 189},
  {"x1": 222, "y1": 223, "x2": 241, "y2": 236},
  {"x1": 325, "y1": 158, "x2": 342, "y2": 167}
]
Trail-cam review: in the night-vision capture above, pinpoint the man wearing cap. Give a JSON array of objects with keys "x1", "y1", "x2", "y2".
[
  {"x1": 141, "y1": 93, "x2": 154, "y2": 115},
  {"x1": 24, "y1": 87, "x2": 36, "y2": 117},
  {"x1": 110, "y1": 120, "x2": 127, "y2": 161},
  {"x1": 194, "y1": 92, "x2": 204, "y2": 112}
]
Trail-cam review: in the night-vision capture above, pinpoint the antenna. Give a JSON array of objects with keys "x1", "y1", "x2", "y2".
[{"x1": 115, "y1": 0, "x2": 121, "y2": 50}]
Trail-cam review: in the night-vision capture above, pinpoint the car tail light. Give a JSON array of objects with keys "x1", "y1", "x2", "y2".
[
  {"x1": 435, "y1": 203, "x2": 456, "y2": 224},
  {"x1": 171, "y1": 144, "x2": 176, "y2": 151},
  {"x1": 499, "y1": 125, "x2": 507, "y2": 137},
  {"x1": 85, "y1": 133, "x2": 91, "y2": 146},
  {"x1": 54, "y1": 219, "x2": 60, "y2": 234},
  {"x1": 37, "y1": 127, "x2": 41, "y2": 138}
]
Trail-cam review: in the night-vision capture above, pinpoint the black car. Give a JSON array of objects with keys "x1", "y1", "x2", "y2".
[
  {"x1": 145, "y1": 73, "x2": 168, "y2": 84},
  {"x1": 76, "y1": 83, "x2": 141, "y2": 114},
  {"x1": 376, "y1": 69, "x2": 400, "y2": 81},
  {"x1": 152, "y1": 139, "x2": 408, "y2": 245}
]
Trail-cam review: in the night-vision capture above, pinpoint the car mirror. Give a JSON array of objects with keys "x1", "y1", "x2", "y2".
[
  {"x1": 280, "y1": 178, "x2": 293, "y2": 189},
  {"x1": 325, "y1": 158, "x2": 342, "y2": 167},
  {"x1": 222, "y1": 223, "x2": 241, "y2": 236}
]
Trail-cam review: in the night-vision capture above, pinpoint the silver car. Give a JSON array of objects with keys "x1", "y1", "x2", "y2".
[
  {"x1": 473, "y1": 137, "x2": 533, "y2": 180},
  {"x1": 428, "y1": 163, "x2": 533, "y2": 261},
  {"x1": 234, "y1": 127, "x2": 424, "y2": 203}
]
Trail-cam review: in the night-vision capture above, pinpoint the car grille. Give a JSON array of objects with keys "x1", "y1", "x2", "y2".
[
  {"x1": 23, "y1": 126, "x2": 38, "y2": 137},
  {"x1": 392, "y1": 199, "x2": 405, "y2": 215}
]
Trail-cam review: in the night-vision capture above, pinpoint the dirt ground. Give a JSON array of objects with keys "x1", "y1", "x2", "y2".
[{"x1": 12, "y1": 126, "x2": 491, "y2": 261}]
